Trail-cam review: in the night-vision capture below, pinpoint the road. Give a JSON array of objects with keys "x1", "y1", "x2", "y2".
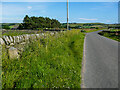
[{"x1": 82, "y1": 31, "x2": 118, "y2": 88}]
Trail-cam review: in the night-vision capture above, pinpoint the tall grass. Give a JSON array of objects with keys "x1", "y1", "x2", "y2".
[{"x1": 2, "y1": 30, "x2": 85, "y2": 88}]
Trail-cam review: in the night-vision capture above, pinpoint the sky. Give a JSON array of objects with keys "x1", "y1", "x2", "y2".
[
  {"x1": 1, "y1": 0, "x2": 119, "y2": 2},
  {"x1": 0, "y1": 1, "x2": 119, "y2": 24}
]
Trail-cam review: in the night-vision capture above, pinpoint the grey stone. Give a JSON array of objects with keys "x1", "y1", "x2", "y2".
[
  {"x1": 21, "y1": 35, "x2": 25, "y2": 41},
  {"x1": 10, "y1": 43, "x2": 14, "y2": 46},
  {"x1": 23, "y1": 34, "x2": 30, "y2": 41},
  {"x1": 13, "y1": 36, "x2": 16, "y2": 43},
  {"x1": 0, "y1": 38, "x2": 5, "y2": 45},
  {"x1": 13, "y1": 36, "x2": 19, "y2": 43},
  {"x1": 6, "y1": 36, "x2": 11, "y2": 43},
  {"x1": 3, "y1": 36, "x2": 10, "y2": 45},
  {"x1": 17, "y1": 36, "x2": 20, "y2": 43},
  {"x1": 19, "y1": 35, "x2": 24, "y2": 42},
  {"x1": 8, "y1": 47, "x2": 19, "y2": 59},
  {"x1": 18, "y1": 35, "x2": 22, "y2": 42},
  {"x1": 9, "y1": 36, "x2": 14, "y2": 43}
]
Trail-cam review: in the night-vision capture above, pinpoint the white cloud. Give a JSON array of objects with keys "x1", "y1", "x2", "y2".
[
  {"x1": 27, "y1": 6, "x2": 32, "y2": 10},
  {"x1": 79, "y1": 18, "x2": 98, "y2": 21},
  {"x1": 106, "y1": 20, "x2": 110, "y2": 22}
]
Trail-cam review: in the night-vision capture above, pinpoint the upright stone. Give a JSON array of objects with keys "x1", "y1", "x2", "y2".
[{"x1": 8, "y1": 47, "x2": 19, "y2": 59}]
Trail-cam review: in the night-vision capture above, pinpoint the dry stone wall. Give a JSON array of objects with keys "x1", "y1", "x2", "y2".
[{"x1": 0, "y1": 32, "x2": 56, "y2": 59}]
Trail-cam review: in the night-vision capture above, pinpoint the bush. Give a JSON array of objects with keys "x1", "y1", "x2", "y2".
[
  {"x1": 81, "y1": 30, "x2": 86, "y2": 32},
  {"x1": 96, "y1": 27, "x2": 99, "y2": 29},
  {"x1": 2, "y1": 25, "x2": 10, "y2": 30}
]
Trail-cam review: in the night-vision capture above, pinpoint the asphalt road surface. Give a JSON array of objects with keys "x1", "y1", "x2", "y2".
[{"x1": 82, "y1": 31, "x2": 118, "y2": 88}]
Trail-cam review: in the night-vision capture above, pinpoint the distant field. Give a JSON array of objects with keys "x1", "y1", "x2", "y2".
[
  {"x1": 83, "y1": 29, "x2": 102, "y2": 33},
  {"x1": 0, "y1": 23, "x2": 20, "y2": 29},
  {"x1": 1, "y1": 23, "x2": 19, "y2": 26},
  {"x1": 72, "y1": 29, "x2": 102, "y2": 33},
  {"x1": 9, "y1": 26, "x2": 14, "y2": 29},
  {"x1": 62, "y1": 23, "x2": 106, "y2": 28}
]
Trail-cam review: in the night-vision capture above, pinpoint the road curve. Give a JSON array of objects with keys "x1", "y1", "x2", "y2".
[{"x1": 82, "y1": 31, "x2": 118, "y2": 88}]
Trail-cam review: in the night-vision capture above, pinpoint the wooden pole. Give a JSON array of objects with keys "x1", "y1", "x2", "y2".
[{"x1": 67, "y1": 0, "x2": 69, "y2": 30}]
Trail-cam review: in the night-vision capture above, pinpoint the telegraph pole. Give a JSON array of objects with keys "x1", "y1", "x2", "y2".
[{"x1": 67, "y1": 0, "x2": 69, "y2": 30}]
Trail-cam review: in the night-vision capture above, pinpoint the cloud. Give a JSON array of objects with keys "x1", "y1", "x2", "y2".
[
  {"x1": 27, "y1": 6, "x2": 32, "y2": 10},
  {"x1": 106, "y1": 20, "x2": 110, "y2": 22},
  {"x1": 79, "y1": 18, "x2": 98, "y2": 21}
]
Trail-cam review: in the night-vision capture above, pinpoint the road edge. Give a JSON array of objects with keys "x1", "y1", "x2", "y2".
[{"x1": 81, "y1": 34, "x2": 87, "y2": 88}]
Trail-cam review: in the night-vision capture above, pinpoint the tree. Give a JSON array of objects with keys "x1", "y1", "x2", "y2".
[
  {"x1": 23, "y1": 15, "x2": 30, "y2": 23},
  {"x1": 18, "y1": 15, "x2": 61, "y2": 30},
  {"x1": 18, "y1": 24, "x2": 23, "y2": 29},
  {"x1": 2, "y1": 25, "x2": 10, "y2": 29}
]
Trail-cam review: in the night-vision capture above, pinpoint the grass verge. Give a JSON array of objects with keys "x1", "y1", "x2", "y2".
[
  {"x1": 2, "y1": 30, "x2": 85, "y2": 88},
  {"x1": 98, "y1": 31, "x2": 120, "y2": 42}
]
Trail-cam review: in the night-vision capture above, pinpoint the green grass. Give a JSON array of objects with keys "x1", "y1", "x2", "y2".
[
  {"x1": 0, "y1": 30, "x2": 2, "y2": 38},
  {"x1": 99, "y1": 31, "x2": 120, "y2": 42},
  {"x1": 9, "y1": 26, "x2": 14, "y2": 29},
  {"x1": 71, "y1": 29, "x2": 102, "y2": 33},
  {"x1": 70, "y1": 29, "x2": 102, "y2": 34},
  {"x1": 2, "y1": 30, "x2": 85, "y2": 88},
  {"x1": 83, "y1": 29, "x2": 102, "y2": 33},
  {"x1": 2, "y1": 30, "x2": 42, "y2": 36},
  {"x1": 109, "y1": 29, "x2": 120, "y2": 31}
]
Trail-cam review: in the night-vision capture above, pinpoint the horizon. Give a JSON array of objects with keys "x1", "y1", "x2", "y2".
[{"x1": 1, "y1": 2, "x2": 118, "y2": 24}]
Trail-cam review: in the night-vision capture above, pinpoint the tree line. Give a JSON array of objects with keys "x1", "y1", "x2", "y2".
[{"x1": 18, "y1": 15, "x2": 61, "y2": 30}]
